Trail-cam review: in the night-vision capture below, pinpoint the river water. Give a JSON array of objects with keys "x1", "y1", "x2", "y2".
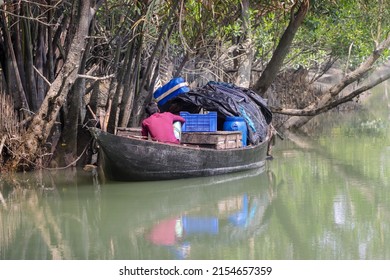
[{"x1": 1, "y1": 83, "x2": 389, "y2": 260}]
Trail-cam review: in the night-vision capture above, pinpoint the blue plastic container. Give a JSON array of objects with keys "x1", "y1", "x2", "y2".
[
  {"x1": 228, "y1": 194, "x2": 249, "y2": 227},
  {"x1": 180, "y1": 111, "x2": 217, "y2": 132},
  {"x1": 223, "y1": 116, "x2": 247, "y2": 146},
  {"x1": 182, "y1": 216, "x2": 219, "y2": 235},
  {"x1": 153, "y1": 77, "x2": 189, "y2": 107}
]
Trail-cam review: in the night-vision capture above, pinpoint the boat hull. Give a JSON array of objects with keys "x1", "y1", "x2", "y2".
[{"x1": 91, "y1": 128, "x2": 269, "y2": 181}]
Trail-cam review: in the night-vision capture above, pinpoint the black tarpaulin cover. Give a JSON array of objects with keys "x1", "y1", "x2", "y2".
[{"x1": 167, "y1": 81, "x2": 272, "y2": 145}]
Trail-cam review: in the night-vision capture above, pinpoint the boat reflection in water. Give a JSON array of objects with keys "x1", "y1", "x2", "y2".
[
  {"x1": 143, "y1": 168, "x2": 278, "y2": 259},
  {"x1": 0, "y1": 166, "x2": 278, "y2": 260},
  {"x1": 146, "y1": 192, "x2": 274, "y2": 259}
]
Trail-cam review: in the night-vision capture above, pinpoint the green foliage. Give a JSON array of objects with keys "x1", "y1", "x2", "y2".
[
  {"x1": 290, "y1": 0, "x2": 390, "y2": 68},
  {"x1": 93, "y1": 0, "x2": 390, "y2": 75},
  {"x1": 179, "y1": 0, "x2": 242, "y2": 41},
  {"x1": 252, "y1": 11, "x2": 288, "y2": 62}
]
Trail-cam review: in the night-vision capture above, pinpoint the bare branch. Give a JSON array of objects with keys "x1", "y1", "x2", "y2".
[
  {"x1": 33, "y1": 65, "x2": 52, "y2": 87},
  {"x1": 272, "y1": 66, "x2": 390, "y2": 117},
  {"x1": 279, "y1": 33, "x2": 390, "y2": 130},
  {"x1": 77, "y1": 74, "x2": 115, "y2": 80}
]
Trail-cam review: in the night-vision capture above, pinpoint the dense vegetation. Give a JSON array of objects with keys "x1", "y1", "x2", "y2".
[{"x1": 0, "y1": 0, "x2": 390, "y2": 171}]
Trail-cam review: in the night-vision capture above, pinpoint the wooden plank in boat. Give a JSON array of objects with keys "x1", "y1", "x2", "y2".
[
  {"x1": 181, "y1": 131, "x2": 242, "y2": 149},
  {"x1": 115, "y1": 127, "x2": 142, "y2": 137}
]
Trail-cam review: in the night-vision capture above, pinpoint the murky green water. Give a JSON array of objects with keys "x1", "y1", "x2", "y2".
[{"x1": 1, "y1": 83, "x2": 389, "y2": 260}]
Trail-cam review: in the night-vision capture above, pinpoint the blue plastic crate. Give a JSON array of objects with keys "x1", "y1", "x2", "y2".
[{"x1": 180, "y1": 111, "x2": 217, "y2": 132}]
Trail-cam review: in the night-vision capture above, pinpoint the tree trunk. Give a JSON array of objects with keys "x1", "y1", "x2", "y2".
[
  {"x1": 55, "y1": 64, "x2": 86, "y2": 167},
  {"x1": 55, "y1": 13, "x2": 97, "y2": 167},
  {"x1": 35, "y1": 24, "x2": 46, "y2": 108},
  {"x1": 23, "y1": 11, "x2": 39, "y2": 112},
  {"x1": 14, "y1": 4, "x2": 28, "y2": 106},
  {"x1": 130, "y1": 1, "x2": 179, "y2": 127},
  {"x1": 106, "y1": 39, "x2": 123, "y2": 133},
  {"x1": 235, "y1": 0, "x2": 253, "y2": 88},
  {"x1": 46, "y1": 0, "x2": 55, "y2": 83},
  {"x1": 118, "y1": 39, "x2": 136, "y2": 128},
  {"x1": 0, "y1": 8, "x2": 29, "y2": 113},
  {"x1": 253, "y1": 0, "x2": 310, "y2": 96},
  {"x1": 20, "y1": 0, "x2": 96, "y2": 168}
]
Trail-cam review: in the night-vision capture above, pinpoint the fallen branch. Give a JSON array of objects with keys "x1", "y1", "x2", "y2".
[
  {"x1": 271, "y1": 64, "x2": 390, "y2": 117},
  {"x1": 87, "y1": 105, "x2": 97, "y2": 120},
  {"x1": 277, "y1": 33, "x2": 390, "y2": 130},
  {"x1": 102, "y1": 99, "x2": 112, "y2": 132},
  {"x1": 0, "y1": 135, "x2": 6, "y2": 156},
  {"x1": 33, "y1": 65, "x2": 52, "y2": 87},
  {"x1": 77, "y1": 74, "x2": 115, "y2": 81}
]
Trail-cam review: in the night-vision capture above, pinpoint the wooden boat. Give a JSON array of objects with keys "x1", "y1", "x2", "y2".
[{"x1": 89, "y1": 127, "x2": 270, "y2": 181}]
